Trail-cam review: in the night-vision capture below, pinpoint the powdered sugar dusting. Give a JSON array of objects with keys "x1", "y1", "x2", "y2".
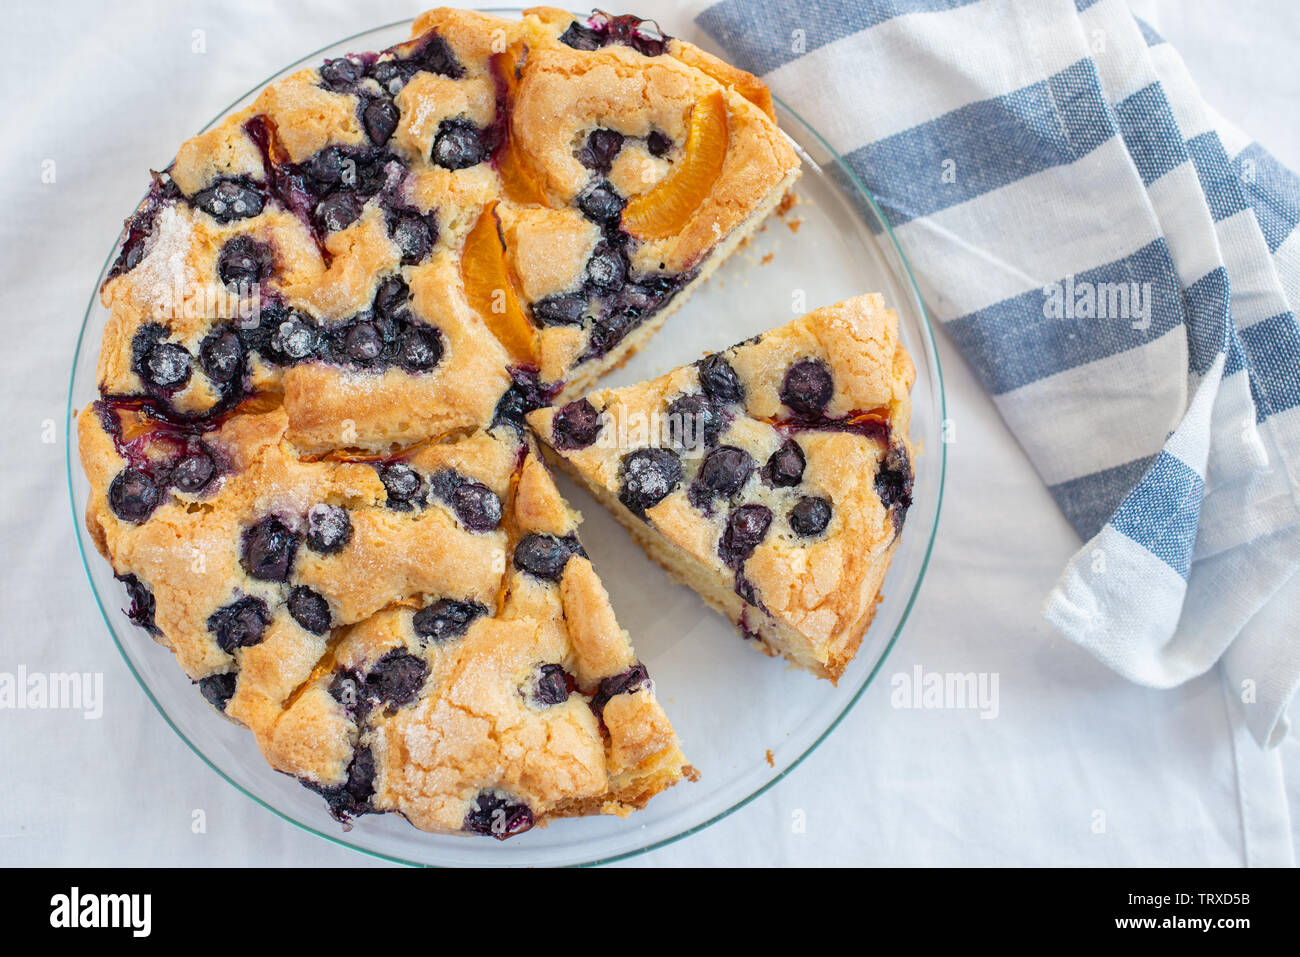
[{"x1": 132, "y1": 204, "x2": 197, "y2": 315}]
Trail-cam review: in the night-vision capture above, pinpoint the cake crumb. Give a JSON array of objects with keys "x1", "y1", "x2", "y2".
[
  {"x1": 760, "y1": 252, "x2": 774, "y2": 266},
  {"x1": 786, "y1": 218, "x2": 802, "y2": 234},
  {"x1": 765, "y1": 749, "x2": 774, "y2": 767}
]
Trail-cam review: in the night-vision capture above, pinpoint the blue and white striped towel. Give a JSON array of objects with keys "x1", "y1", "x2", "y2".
[{"x1": 696, "y1": 0, "x2": 1300, "y2": 746}]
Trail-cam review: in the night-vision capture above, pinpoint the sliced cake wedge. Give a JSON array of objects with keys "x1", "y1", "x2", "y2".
[
  {"x1": 78, "y1": 396, "x2": 687, "y2": 837},
  {"x1": 528, "y1": 294, "x2": 916, "y2": 682}
]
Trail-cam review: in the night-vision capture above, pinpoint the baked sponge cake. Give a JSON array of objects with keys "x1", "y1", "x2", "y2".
[
  {"x1": 78, "y1": 398, "x2": 687, "y2": 836},
  {"x1": 528, "y1": 295, "x2": 916, "y2": 682},
  {"x1": 74, "y1": 6, "x2": 801, "y2": 837},
  {"x1": 94, "y1": 6, "x2": 800, "y2": 457}
]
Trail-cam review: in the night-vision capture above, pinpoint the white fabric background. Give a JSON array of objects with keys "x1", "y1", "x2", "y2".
[{"x1": 0, "y1": 0, "x2": 1294, "y2": 866}]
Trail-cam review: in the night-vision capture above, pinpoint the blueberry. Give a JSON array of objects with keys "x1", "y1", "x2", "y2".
[
  {"x1": 108, "y1": 468, "x2": 162, "y2": 523},
  {"x1": 667, "y1": 393, "x2": 723, "y2": 450},
  {"x1": 613, "y1": 281, "x2": 670, "y2": 315},
  {"x1": 875, "y1": 443, "x2": 913, "y2": 532},
  {"x1": 577, "y1": 129, "x2": 624, "y2": 172},
  {"x1": 339, "y1": 746, "x2": 377, "y2": 812},
  {"x1": 619, "y1": 23, "x2": 669, "y2": 56},
  {"x1": 207, "y1": 596, "x2": 272, "y2": 652},
  {"x1": 646, "y1": 131, "x2": 672, "y2": 157},
  {"x1": 287, "y1": 586, "x2": 332, "y2": 634},
  {"x1": 619, "y1": 448, "x2": 682, "y2": 516},
  {"x1": 240, "y1": 516, "x2": 299, "y2": 582},
  {"x1": 305, "y1": 147, "x2": 355, "y2": 187},
  {"x1": 451, "y1": 481, "x2": 501, "y2": 532},
  {"x1": 193, "y1": 180, "x2": 264, "y2": 223},
  {"x1": 552, "y1": 398, "x2": 603, "y2": 450},
  {"x1": 390, "y1": 212, "x2": 434, "y2": 264},
  {"x1": 463, "y1": 791, "x2": 534, "y2": 840},
  {"x1": 363, "y1": 97, "x2": 400, "y2": 146},
  {"x1": 319, "y1": 56, "x2": 363, "y2": 90},
  {"x1": 764, "y1": 440, "x2": 806, "y2": 487},
  {"x1": 559, "y1": 21, "x2": 603, "y2": 51},
  {"x1": 532, "y1": 663, "x2": 571, "y2": 706},
  {"x1": 789, "y1": 496, "x2": 832, "y2": 537},
  {"x1": 589, "y1": 662, "x2": 650, "y2": 719},
  {"x1": 328, "y1": 670, "x2": 364, "y2": 714},
  {"x1": 316, "y1": 192, "x2": 362, "y2": 233},
  {"x1": 531, "y1": 294, "x2": 587, "y2": 327},
  {"x1": 405, "y1": 30, "x2": 464, "y2": 79},
  {"x1": 697, "y1": 354, "x2": 744, "y2": 404},
  {"x1": 142, "y1": 341, "x2": 192, "y2": 390},
  {"x1": 306, "y1": 504, "x2": 353, "y2": 554},
  {"x1": 122, "y1": 242, "x2": 145, "y2": 273},
  {"x1": 344, "y1": 321, "x2": 383, "y2": 362},
  {"x1": 270, "y1": 314, "x2": 320, "y2": 362},
  {"x1": 694, "y1": 446, "x2": 754, "y2": 499},
  {"x1": 432, "y1": 119, "x2": 486, "y2": 170},
  {"x1": 781, "y1": 358, "x2": 834, "y2": 416},
  {"x1": 719, "y1": 504, "x2": 772, "y2": 568},
  {"x1": 875, "y1": 444, "x2": 912, "y2": 506},
  {"x1": 513, "y1": 533, "x2": 578, "y2": 582},
  {"x1": 172, "y1": 451, "x2": 215, "y2": 493},
  {"x1": 118, "y1": 573, "x2": 158, "y2": 634},
  {"x1": 584, "y1": 242, "x2": 626, "y2": 292},
  {"x1": 577, "y1": 183, "x2": 625, "y2": 228},
  {"x1": 380, "y1": 464, "x2": 424, "y2": 509},
  {"x1": 412, "y1": 598, "x2": 487, "y2": 644},
  {"x1": 491, "y1": 370, "x2": 550, "y2": 431},
  {"x1": 199, "y1": 328, "x2": 244, "y2": 384},
  {"x1": 364, "y1": 649, "x2": 428, "y2": 709},
  {"x1": 396, "y1": 324, "x2": 443, "y2": 372},
  {"x1": 373, "y1": 275, "x2": 410, "y2": 316},
  {"x1": 198, "y1": 672, "x2": 238, "y2": 711},
  {"x1": 370, "y1": 59, "x2": 408, "y2": 94},
  {"x1": 582, "y1": 310, "x2": 636, "y2": 359},
  {"x1": 314, "y1": 746, "x2": 376, "y2": 823},
  {"x1": 217, "y1": 235, "x2": 272, "y2": 288}
]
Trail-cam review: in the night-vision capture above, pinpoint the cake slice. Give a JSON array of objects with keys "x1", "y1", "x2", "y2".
[
  {"x1": 527, "y1": 295, "x2": 916, "y2": 681},
  {"x1": 94, "y1": 6, "x2": 800, "y2": 456},
  {"x1": 78, "y1": 397, "x2": 687, "y2": 837}
]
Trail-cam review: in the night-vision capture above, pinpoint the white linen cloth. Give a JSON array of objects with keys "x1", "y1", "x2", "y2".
[{"x1": 0, "y1": 0, "x2": 1291, "y2": 866}]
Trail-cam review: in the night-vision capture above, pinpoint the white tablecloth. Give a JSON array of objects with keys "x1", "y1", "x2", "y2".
[{"x1": 0, "y1": 0, "x2": 1293, "y2": 866}]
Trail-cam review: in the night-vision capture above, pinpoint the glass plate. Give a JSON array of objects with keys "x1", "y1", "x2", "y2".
[{"x1": 65, "y1": 10, "x2": 946, "y2": 867}]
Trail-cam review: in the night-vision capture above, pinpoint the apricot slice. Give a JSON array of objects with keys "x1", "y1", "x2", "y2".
[
  {"x1": 461, "y1": 201, "x2": 536, "y2": 364},
  {"x1": 622, "y1": 90, "x2": 729, "y2": 240},
  {"x1": 491, "y1": 43, "x2": 552, "y2": 207}
]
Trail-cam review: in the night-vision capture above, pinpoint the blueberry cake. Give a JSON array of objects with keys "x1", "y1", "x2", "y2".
[
  {"x1": 77, "y1": 5, "x2": 832, "y2": 836},
  {"x1": 528, "y1": 296, "x2": 916, "y2": 682},
  {"x1": 79, "y1": 398, "x2": 687, "y2": 835}
]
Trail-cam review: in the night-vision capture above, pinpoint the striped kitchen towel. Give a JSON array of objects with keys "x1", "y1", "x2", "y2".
[{"x1": 696, "y1": 0, "x2": 1300, "y2": 746}]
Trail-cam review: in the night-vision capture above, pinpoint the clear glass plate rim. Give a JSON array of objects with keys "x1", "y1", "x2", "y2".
[{"x1": 62, "y1": 8, "x2": 948, "y2": 868}]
